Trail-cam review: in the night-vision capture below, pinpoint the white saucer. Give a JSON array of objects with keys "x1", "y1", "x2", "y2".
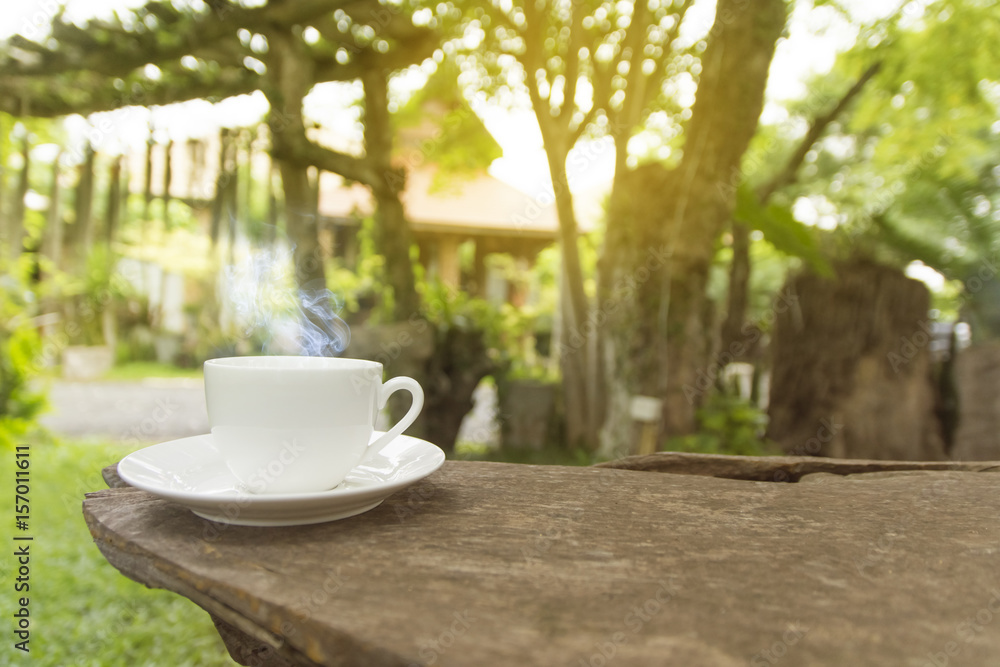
[{"x1": 116, "y1": 432, "x2": 445, "y2": 526}]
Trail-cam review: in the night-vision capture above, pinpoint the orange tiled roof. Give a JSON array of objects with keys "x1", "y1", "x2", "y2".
[{"x1": 318, "y1": 167, "x2": 596, "y2": 239}]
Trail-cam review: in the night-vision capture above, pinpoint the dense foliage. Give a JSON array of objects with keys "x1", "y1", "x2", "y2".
[{"x1": 0, "y1": 260, "x2": 47, "y2": 448}]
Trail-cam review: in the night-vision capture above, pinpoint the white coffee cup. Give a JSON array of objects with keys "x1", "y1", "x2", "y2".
[{"x1": 203, "y1": 356, "x2": 424, "y2": 494}]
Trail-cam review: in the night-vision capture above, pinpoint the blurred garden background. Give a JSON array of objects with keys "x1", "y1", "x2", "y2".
[{"x1": 0, "y1": 0, "x2": 998, "y2": 663}]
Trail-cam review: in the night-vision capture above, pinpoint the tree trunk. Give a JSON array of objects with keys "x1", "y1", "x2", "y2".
[
  {"x1": 210, "y1": 128, "x2": 233, "y2": 246},
  {"x1": 105, "y1": 155, "x2": 122, "y2": 246},
  {"x1": 119, "y1": 154, "x2": 129, "y2": 230},
  {"x1": 226, "y1": 146, "x2": 240, "y2": 265},
  {"x1": 241, "y1": 131, "x2": 254, "y2": 234},
  {"x1": 720, "y1": 62, "x2": 883, "y2": 368},
  {"x1": 9, "y1": 134, "x2": 30, "y2": 261},
  {"x1": 74, "y1": 143, "x2": 96, "y2": 256},
  {"x1": 599, "y1": 0, "x2": 787, "y2": 455},
  {"x1": 720, "y1": 221, "x2": 751, "y2": 356},
  {"x1": 558, "y1": 271, "x2": 591, "y2": 449},
  {"x1": 279, "y1": 162, "x2": 325, "y2": 292},
  {"x1": 161, "y1": 139, "x2": 173, "y2": 227},
  {"x1": 422, "y1": 326, "x2": 497, "y2": 455},
  {"x1": 143, "y1": 135, "x2": 154, "y2": 225},
  {"x1": 544, "y1": 144, "x2": 600, "y2": 450},
  {"x1": 767, "y1": 260, "x2": 947, "y2": 461},
  {"x1": 266, "y1": 162, "x2": 279, "y2": 246},
  {"x1": 43, "y1": 152, "x2": 63, "y2": 270},
  {"x1": 265, "y1": 33, "x2": 353, "y2": 356},
  {"x1": 363, "y1": 67, "x2": 419, "y2": 321}
]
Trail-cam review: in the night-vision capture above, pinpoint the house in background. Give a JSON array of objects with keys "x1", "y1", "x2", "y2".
[{"x1": 318, "y1": 165, "x2": 599, "y2": 306}]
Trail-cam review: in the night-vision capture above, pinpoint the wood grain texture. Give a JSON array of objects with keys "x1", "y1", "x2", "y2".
[
  {"x1": 102, "y1": 465, "x2": 127, "y2": 489},
  {"x1": 594, "y1": 451, "x2": 1000, "y2": 481},
  {"x1": 212, "y1": 615, "x2": 299, "y2": 667},
  {"x1": 85, "y1": 461, "x2": 1000, "y2": 666}
]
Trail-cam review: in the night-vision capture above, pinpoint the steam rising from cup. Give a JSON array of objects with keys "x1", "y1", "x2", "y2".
[{"x1": 223, "y1": 248, "x2": 350, "y2": 356}]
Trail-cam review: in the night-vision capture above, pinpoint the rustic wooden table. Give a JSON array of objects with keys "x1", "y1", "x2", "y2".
[{"x1": 84, "y1": 454, "x2": 1000, "y2": 666}]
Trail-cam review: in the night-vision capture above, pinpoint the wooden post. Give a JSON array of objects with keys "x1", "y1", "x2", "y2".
[
  {"x1": 472, "y1": 238, "x2": 490, "y2": 298},
  {"x1": 437, "y1": 235, "x2": 460, "y2": 288},
  {"x1": 162, "y1": 139, "x2": 173, "y2": 227},
  {"x1": 42, "y1": 151, "x2": 63, "y2": 270},
  {"x1": 142, "y1": 133, "x2": 154, "y2": 225},
  {"x1": 10, "y1": 133, "x2": 31, "y2": 261},
  {"x1": 119, "y1": 154, "x2": 129, "y2": 230},
  {"x1": 265, "y1": 162, "x2": 279, "y2": 245},
  {"x1": 210, "y1": 128, "x2": 233, "y2": 246},
  {"x1": 226, "y1": 134, "x2": 244, "y2": 262},
  {"x1": 241, "y1": 130, "x2": 253, "y2": 232},
  {"x1": 186, "y1": 138, "x2": 200, "y2": 200},
  {"x1": 106, "y1": 155, "x2": 122, "y2": 246},
  {"x1": 74, "y1": 143, "x2": 96, "y2": 254}
]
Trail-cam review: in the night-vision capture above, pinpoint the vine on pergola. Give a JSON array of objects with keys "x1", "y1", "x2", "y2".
[{"x1": 0, "y1": 0, "x2": 447, "y2": 321}]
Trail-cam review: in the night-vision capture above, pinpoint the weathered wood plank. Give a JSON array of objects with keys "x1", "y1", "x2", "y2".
[
  {"x1": 85, "y1": 461, "x2": 1000, "y2": 666},
  {"x1": 101, "y1": 452, "x2": 1000, "y2": 492},
  {"x1": 212, "y1": 615, "x2": 299, "y2": 667},
  {"x1": 102, "y1": 465, "x2": 127, "y2": 489},
  {"x1": 594, "y1": 451, "x2": 1000, "y2": 481}
]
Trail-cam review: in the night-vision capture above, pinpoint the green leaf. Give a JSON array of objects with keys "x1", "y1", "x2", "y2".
[
  {"x1": 733, "y1": 184, "x2": 833, "y2": 276},
  {"x1": 393, "y1": 60, "x2": 502, "y2": 187}
]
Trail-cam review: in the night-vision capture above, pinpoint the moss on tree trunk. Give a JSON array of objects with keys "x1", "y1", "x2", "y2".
[{"x1": 599, "y1": 0, "x2": 787, "y2": 455}]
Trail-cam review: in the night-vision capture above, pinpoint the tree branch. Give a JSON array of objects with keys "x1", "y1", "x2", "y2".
[
  {"x1": 0, "y1": 0, "x2": 396, "y2": 80},
  {"x1": 640, "y1": 0, "x2": 693, "y2": 113},
  {"x1": 569, "y1": 105, "x2": 597, "y2": 145},
  {"x1": 757, "y1": 61, "x2": 882, "y2": 202},
  {"x1": 617, "y1": 0, "x2": 651, "y2": 131},
  {"x1": 520, "y1": 3, "x2": 556, "y2": 146},
  {"x1": 272, "y1": 130, "x2": 379, "y2": 186},
  {"x1": 0, "y1": 68, "x2": 262, "y2": 117},
  {"x1": 558, "y1": 2, "x2": 584, "y2": 126}
]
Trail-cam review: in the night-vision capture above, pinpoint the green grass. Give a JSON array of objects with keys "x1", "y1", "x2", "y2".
[
  {"x1": 102, "y1": 362, "x2": 203, "y2": 382},
  {"x1": 0, "y1": 438, "x2": 234, "y2": 667}
]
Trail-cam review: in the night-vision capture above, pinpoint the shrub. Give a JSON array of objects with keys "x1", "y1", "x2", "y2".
[
  {"x1": 0, "y1": 263, "x2": 47, "y2": 448},
  {"x1": 665, "y1": 394, "x2": 779, "y2": 457}
]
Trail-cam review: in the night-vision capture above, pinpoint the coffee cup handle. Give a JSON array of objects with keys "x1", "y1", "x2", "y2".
[{"x1": 368, "y1": 377, "x2": 425, "y2": 457}]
